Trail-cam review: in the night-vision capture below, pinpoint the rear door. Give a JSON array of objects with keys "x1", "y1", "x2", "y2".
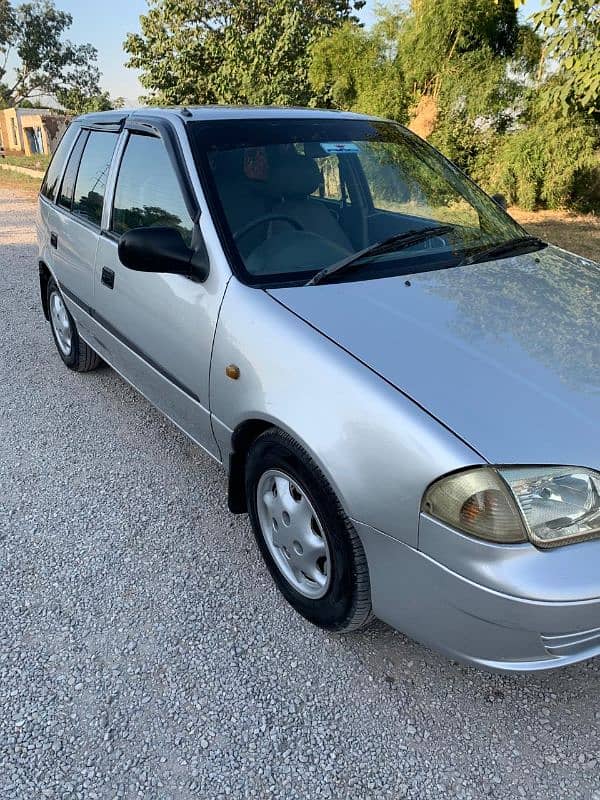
[
  {"x1": 90, "y1": 120, "x2": 224, "y2": 457},
  {"x1": 38, "y1": 121, "x2": 80, "y2": 258},
  {"x1": 47, "y1": 127, "x2": 119, "y2": 340}
]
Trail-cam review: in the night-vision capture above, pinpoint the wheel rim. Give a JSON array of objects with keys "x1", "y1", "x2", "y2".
[
  {"x1": 49, "y1": 290, "x2": 72, "y2": 356},
  {"x1": 256, "y1": 469, "x2": 331, "y2": 599}
]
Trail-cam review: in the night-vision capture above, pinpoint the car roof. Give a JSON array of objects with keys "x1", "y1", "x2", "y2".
[{"x1": 74, "y1": 105, "x2": 380, "y2": 128}]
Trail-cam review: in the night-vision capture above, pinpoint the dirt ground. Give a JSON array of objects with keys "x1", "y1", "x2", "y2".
[
  {"x1": 1, "y1": 174, "x2": 597, "y2": 262},
  {"x1": 510, "y1": 207, "x2": 600, "y2": 262}
]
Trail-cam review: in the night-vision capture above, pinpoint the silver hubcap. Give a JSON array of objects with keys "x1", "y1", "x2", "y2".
[
  {"x1": 257, "y1": 470, "x2": 331, "y2": 599},
  {"x1": 49, "y1": 290, "x2": 72, "y2": 356}
]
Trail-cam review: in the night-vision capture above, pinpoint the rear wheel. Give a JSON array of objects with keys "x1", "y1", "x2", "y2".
[
  {"x1": 246, "y1": 428, "x2": 373, "y2": 632},
  {"x1": 47, "y1": 278, "x2": 101, "y2": 372}
]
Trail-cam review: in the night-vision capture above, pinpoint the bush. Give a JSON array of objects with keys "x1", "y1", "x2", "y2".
[
  {"x1": 429, "y1": 114, "x2": 501, "y2": 179},
  {"x1": 477, "y1": 116, "x2": 600, "y2": 212}
]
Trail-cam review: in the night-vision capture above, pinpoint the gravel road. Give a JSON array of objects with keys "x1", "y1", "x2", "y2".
[{"x1": 1, "y1": 188, "x2": 600, "y2": 800}]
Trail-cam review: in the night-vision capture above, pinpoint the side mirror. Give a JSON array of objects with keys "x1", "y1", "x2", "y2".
[
  {"x1": 491, "y1": 193, "x2": 508, "y2": 211},
  {"x1": 118, "y1": 227, "x2": 209, "y2": 282}
]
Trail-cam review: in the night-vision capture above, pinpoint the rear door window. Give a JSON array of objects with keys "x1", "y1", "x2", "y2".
[
  {"x1": 72, "y1": 131, "x2": 119, "y2": 227},
  {"x1": 57, "y1": 131, "x2": 89, "y2": 210}
]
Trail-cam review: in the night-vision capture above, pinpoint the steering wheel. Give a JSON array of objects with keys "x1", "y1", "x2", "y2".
[{"x1": 233, "y1": 213, "x2": 304, "y2": 244}]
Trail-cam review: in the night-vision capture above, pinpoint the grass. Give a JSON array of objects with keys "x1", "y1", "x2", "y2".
[
  {"x1": 2, "y1": 153, "x2": 50, "y2": 171},
  {"x1": 0, "y1": 171, "x2": 597, "y2": 261},
  {"x1": 0, "y1": 169, "x2": 42, "y2": 198}
]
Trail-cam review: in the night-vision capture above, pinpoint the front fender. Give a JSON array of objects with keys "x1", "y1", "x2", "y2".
[{"x1": 210, "y1": 280, "x2": 483, "y2": 546}]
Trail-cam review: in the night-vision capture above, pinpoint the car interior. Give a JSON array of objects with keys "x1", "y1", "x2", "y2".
[
  {"x1": 208, "y1": 142, "x2": 447, "y2": 276},
  {"x1": 210, "y1": 145, "x2": 349, "y2": 272}
]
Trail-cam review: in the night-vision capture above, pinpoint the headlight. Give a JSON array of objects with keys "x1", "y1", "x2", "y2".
[
  {"x1": 499, "y1": 467, "x2": 600, "y2": 547},
  {"x1": 422, "y1": 466, "x2": 600, "y2": 548}
]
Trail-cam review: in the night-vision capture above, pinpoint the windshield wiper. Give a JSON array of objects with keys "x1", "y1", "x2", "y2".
[
  {"x1": 458, "y1": 235, "x2": 546, "y2": 267},
  {"x1": 306, "y1": 225, "x2": 456, "y2": 286}
]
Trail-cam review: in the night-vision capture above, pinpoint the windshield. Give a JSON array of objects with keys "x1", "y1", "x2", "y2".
[{"x1": 189, "y1": 118, "x2": 528, "y2": 287}]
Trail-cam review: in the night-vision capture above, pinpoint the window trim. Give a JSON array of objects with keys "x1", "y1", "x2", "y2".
[
  {"x1": 56, "y1": 130, "x2": 89, "y2": 212},
  {"x1": 80, "y1": 112, "x2": 127, "y2": 134},
  {"x1": 123, "y1": 117, "x2": 199, "y2": 222}
]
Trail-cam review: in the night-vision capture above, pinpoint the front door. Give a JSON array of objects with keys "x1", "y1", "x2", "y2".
[{"x1": 91, "y1": 126, "x2": 224, "y2": 459}]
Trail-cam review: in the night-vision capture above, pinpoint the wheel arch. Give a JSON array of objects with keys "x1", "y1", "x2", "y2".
[
  {"x1": 39, "y1": 260, "x2": 52, "y2": 320},
  {"x1": 227, "y1": 418, "x2": 275, "y2": 513},
  {"x1": 226, "y1": 416, "x2": 342, "y2": 516}
]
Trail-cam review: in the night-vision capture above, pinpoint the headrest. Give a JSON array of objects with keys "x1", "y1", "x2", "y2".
[
  {"x1": 266, "y1": 155, "x2": 321, "y2": 198},
  {"x1": 212, "y1": 149, "x2": 245, "y2": 178}
]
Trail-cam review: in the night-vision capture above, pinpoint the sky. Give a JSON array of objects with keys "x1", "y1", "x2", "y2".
[{"x1": 45, "y1": 0, "x2": 546, "y2": 107}]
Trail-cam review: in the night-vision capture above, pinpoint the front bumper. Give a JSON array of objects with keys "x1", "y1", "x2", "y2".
[{"x1": 354, "y1": 516, "x2": 600, "y2": 672}]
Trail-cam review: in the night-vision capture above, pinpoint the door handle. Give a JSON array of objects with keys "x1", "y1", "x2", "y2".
[
  {"x1": 50, "y1": 232, "x2": 58, "y2": 249},
  {"x1": 101, "y1": 267, "x2": 115, "y2": 290}
]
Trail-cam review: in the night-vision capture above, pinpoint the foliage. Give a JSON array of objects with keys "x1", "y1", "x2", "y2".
[
  {"x1": 397, "y1": 0, "x2": 540, "y2": 172},
  {"x1": 397, "y1": 0, "x2": 524, "y2": 92},
  {"x1": 56, "y1": 88, "x2": 125, "y2": 115},
  {"x1": 310, "y1": 2, "x2": 539, "y2": 128},
  {"x1": 475, "y1": 114, "x2": 600, "y2": 212},
  {"x1": 310, "y1": 1, "x2": 541, "y2": 172},
  {"x1": 516, "y1": 0, "x2": 600, "y2": 115},
  {"x1": 124, "y1": 0, "x2": 365, "y2": 106},
  {"x1": 307, "y1": 0, "x2": 600, "y2": 212},
  {"x1": 309, "y1": 19, "x2": 408, "y2": 121},
  {"x1": 126, "y1": 0, "x2": 600, "y2": 212},
  {"x1": 0, "y1": 0, "x2": 101, "y2": 106}
]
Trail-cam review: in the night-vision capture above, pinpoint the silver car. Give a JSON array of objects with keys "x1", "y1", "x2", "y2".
[{"x1": 37, "y1": 107, "x2": 599, "y2": 672}]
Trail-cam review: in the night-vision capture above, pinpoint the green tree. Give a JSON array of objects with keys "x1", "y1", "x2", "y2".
[
  {"x1": 0, "y1": 0, "x2": 101, "y2": 106},
  {"x1": 396, "y1": 0, "x2": 539, "y2": 159},
  {"x1": 309, "y1": 14, "x2": 408, "y2": 121},
  {"x1": 56, "y1": 88, "x2": 125, "y2": 114},
  {"x1": 309, "y1": 1, "x2": 539, "y2": 173},
  {"x1": 522, "y1": 0, "x2": 600, "y2": 115},
  {"x1": 399, "y1": 0, "x2": 523, "y2": 93},
  {"x1": 124, "y1": 0, "x2": 365, "y2": 106}
]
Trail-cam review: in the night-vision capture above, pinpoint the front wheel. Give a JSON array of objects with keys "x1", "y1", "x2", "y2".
[
  {"x1": 47, "y1": 278, "x2": 101, "y2": 372},
  {"x1": 246, "y1": 428, "x2": 373, "y2": 632}
]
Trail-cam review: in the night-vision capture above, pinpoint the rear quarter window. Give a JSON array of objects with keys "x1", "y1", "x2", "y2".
[{"x1": 40, "y1": 123, "x2": 80, "y2": 202}]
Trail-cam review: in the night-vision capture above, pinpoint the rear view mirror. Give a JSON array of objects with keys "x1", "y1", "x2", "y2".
[
  {"x1": 118, "y1": 227, "x2": 209, "y2": 282},
  {"x1": 491, "y1": 193, "x2": 508, "y2": 211}
]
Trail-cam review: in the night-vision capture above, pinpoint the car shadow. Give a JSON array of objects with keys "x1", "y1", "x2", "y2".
[{"x1": 519, "y1": 214, "x2": 600, "y2": 262}]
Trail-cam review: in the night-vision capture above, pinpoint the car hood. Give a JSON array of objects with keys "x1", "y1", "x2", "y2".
[{"x1": 268, "y1": 246, "x2": 600, "y2": 469}]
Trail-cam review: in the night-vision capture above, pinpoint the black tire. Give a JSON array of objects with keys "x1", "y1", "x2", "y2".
[
  {"x1": 47, "y1": 278, "x2": 101, "y2": 372},
  {"x1": 246, "y1": 428, "x2": 373, "y2": 632}
]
